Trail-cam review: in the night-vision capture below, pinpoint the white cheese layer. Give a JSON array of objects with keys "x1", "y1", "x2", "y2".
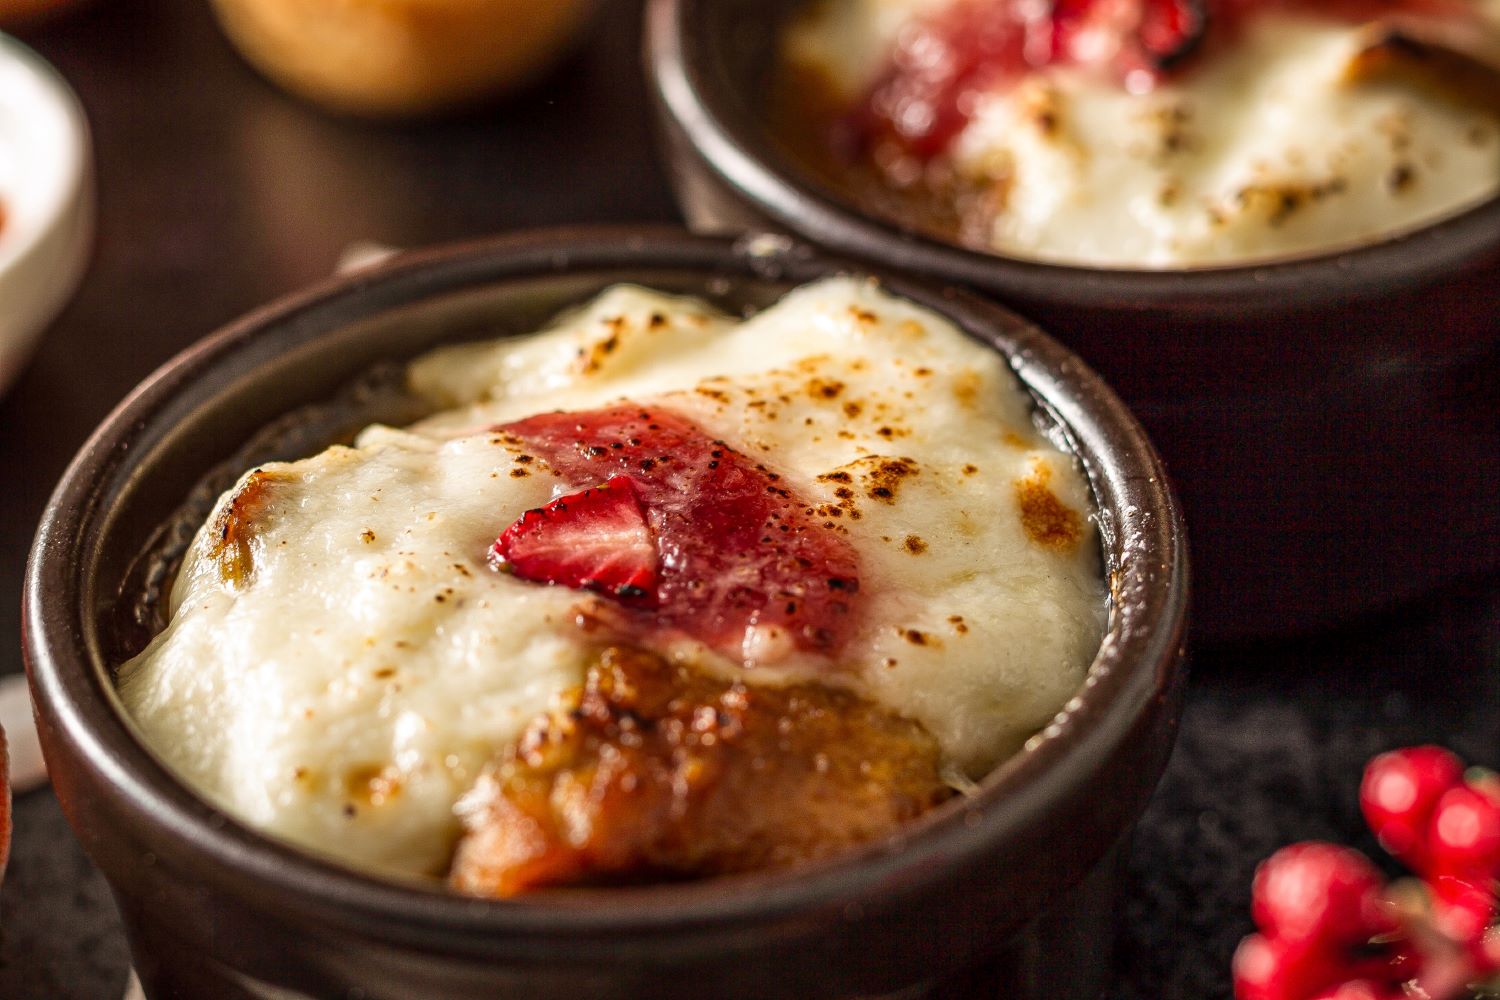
[
  {"x1": 786, "y1": 2, "x2": 1500, "y2": 266},
  {"x1": 119, "y1": 278, "x2": 1104, "y2": 877}
]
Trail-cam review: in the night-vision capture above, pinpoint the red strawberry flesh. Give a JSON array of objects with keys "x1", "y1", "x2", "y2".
[
  {"x1": 849, "y1": 0, "x2": 1476, "y2": 165},
  {"x1": 493, "y1": 405, "x2": 862, "y2": 666},
  {"x1": 494, "y1": 475, "x2": 658, "y2": 607},
  {"x1": 1137, "y1": 0, "x2": 1208, "y2": 68}
]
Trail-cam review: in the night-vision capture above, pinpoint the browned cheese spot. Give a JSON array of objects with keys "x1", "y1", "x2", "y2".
[
  {"x1": 901, "y1": 628, "x2": 941, "y2": 648},
  {"x1": 576, "y1": 317, "x2": 628, "y2": 375},
  {"x1": 903, "y1": 535, "x2": 928, "y2": 555},
  {"x1": 808, "y1": 377, "x2": 846, "y2": 400},
  {"x1": 1015, "y1": 463, "x2": 1082, "y2": 551},
  {"x1": 1232, "y1": 177, "x2": 1348, "y2": 227},
  {"x1": 952, "y1": 370, "x2": 981, "y2": 407},
  {"x1": 344, "y1": 763, "x2": 403, "y2": 807},
  {"x1": 1021, "y1": 80, "x2": 1063, "y2": 139},
  {"x1": 210, "y1": 469, "x2": 288, "y2": 586},
  {"x1": 857, "y1": 456, "x2": 919, "y2": 503},
  {"x1": 1149, "y1": 102, "x2": 1197, "y2": 160},
  {"x1": 1342, "y1": 24, "x2": 1500, "y2": 116}
]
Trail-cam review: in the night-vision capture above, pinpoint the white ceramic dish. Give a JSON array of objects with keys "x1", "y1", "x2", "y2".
[{"x1": 0, "y1": 32, "x2": 92, "y2": 395}]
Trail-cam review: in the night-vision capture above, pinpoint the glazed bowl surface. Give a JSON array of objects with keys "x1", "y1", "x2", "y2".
[
  {"x1": 24, "y1": 228, "x2": 1186, "y2": 1000},
  {"x1": 645, "y1": 0, "x2": 1500, "y2": 640}
]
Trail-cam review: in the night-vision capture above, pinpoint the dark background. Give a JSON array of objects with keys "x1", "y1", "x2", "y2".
[{"x1": 2, "y1": 1, "x2": 1498, "y2": 996}]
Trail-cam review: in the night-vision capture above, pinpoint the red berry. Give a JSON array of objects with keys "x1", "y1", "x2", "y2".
[
  {"x1": 495, "y1": 475, "x2": 659, "y2": 605},
  {"x1": 1252, "y1": 843, "x2": 1394, "y2": 947},
  {"x1": 1233, "y1": 933, "x2": 1342, "y2": 1000},
  {"x1": 1306, "y1": 981, "x2": 1403, "y2": 1000},
  {"x1": 1428, "y1": 784, "x2": 1500, "y2": 881},
  {"x1": 1360, "y1": 746, "x2": 1464, "y2": 872},
  {"x1": 1429, "y1": 873, "x2": 1496, "y2": 944}
]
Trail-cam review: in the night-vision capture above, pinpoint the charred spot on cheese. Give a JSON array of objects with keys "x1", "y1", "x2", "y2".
[
  {"x1": 575, "y1": 317, "x2": 629, "y2": 375},
  {"x1": 1343, "y1": 20, "x2": 1500, "y2": 116},
  {"x1": 807, "y1": 376, "x2": 845, "y2": 400},
  {"x1": 344, "y1": 762, "x2": 404, "y2": 808},
  {"x1": 1230, "y1": 178, "x2": 1350, "y2": 228},
  {"x1": 209, "y1": 469, "x2": 286, "y2": 585},
  {"x1": 1015, "y1": 462, "x2": 1082, "y2": 551},
  {"x1": 448, "y1": 646, "x2": 950, "y2": 896},
  {"x1": 859, "y1": 456, "x2": 919, "y2": 503}
]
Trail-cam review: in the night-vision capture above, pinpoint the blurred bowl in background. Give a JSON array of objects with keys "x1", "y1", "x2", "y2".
[
  {"x1": 0, "y1": 32, "x2": 92, "y2": 396},
  {"x1": 645, "y1": 0, "x2": 1500, "y2": 642},
  {"x1": 0, "y1": 0, "x2": 89, "y2": 29},
  {"x1": 210, "y1": 0, "x2": 601, "y2": 117}
]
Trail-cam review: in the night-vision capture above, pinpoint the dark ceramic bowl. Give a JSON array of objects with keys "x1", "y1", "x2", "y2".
[
  {"x1": 24, "y1": 228, "x2": 1187, "y2": 1000},
  {"x1": 644, "y1": 0, "x2": 1500, "y2": 641}
]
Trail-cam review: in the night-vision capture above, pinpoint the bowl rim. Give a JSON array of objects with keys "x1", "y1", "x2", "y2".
[
  {"x1": 645, "y1": 0, "x2": 1500, "y2": 315},
  {"x1": 23, "y1": 226, "x2": 1187, "y2": 953}
]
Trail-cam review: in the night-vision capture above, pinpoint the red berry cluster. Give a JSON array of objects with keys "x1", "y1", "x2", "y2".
[
  {"x1": 1364, "y1": 746, "x2": 1500, "y2": 945},
  {"x1": 1234, "y1": 746, "x2": 1500, "y2": 1000}
]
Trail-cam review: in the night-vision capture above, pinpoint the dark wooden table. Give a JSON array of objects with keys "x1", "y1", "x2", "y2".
[{"x1": 3, "y1": 2, "x2": 1498, "y2": 997}]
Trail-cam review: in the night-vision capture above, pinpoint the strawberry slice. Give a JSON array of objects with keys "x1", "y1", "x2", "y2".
[
  {"x1": 494, "y1": 475, "x2": 659, "y2": 607},
  {"x1": 1136, "y1": 0, "x2": 1208, "y2": 70},
  {"x1": 492, "y1": 404, "x2": 863, "y2": 665},
  {"x1": 850, "y1": 0, "x2": 1466, "y2": 164}
]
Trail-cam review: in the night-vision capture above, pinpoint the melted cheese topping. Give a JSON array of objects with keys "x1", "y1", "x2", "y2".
[
  {"x1": 784, "y1": 2, "x2": 1500, "y2": 266},
  {"x1": 118, "y1": 278, "x2": 1104, "y2": 877}
]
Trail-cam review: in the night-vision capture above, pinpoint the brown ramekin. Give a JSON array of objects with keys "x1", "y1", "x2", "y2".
[
  {"x1": 644, "y1": 0, "x2": 1500, "y2": 640},
  {"x1": 24, "y1": 228, "x2": 1187, "y2": 1000}
]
